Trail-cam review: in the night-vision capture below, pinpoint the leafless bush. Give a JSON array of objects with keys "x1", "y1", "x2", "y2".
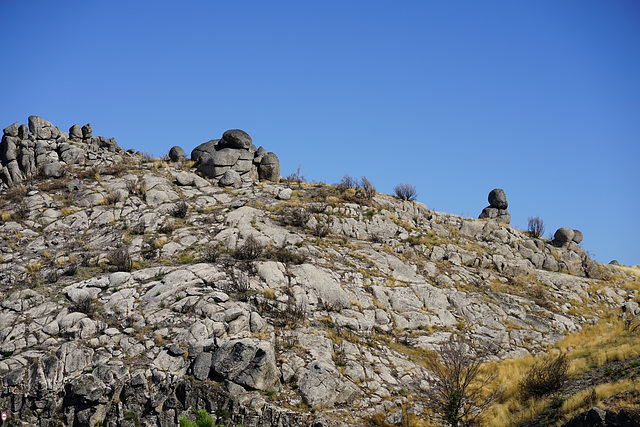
[
  {"x1": 227, "y1": 268, "x2": 251, "y2": 301},
  {"x1": 282, "y1": 207, "x2": 311, "y2": 227},
  {"x1": 6, "y1": 185, "x2": 28, "y2": 203},
  {"x1": 266, "y1": 244, "x2": 308, "y2": 265},
  {"x1": 394, "y1": 183, "x2": 418, "y2": 201},
  {"x1": 337, "y1": 174, "x2": 358, "y2": 190},
  {"x1": 109, "y1": 248, "x2": 133, "y2": 272},
  {"x1": 234, "y1": 235, "x2": 263, "y2": 261},
  {"x1": 314, "y1": 220, "x2": 330, "y2": 237},
  {"x1": 425, "y1": 335, "x2": 501, "y2": 426},
  {"x1": 170, "y1": 201, "x2": 188, "y2": 219},
  {"x1": 69, "y1": 295, "x2": 97, "y2": 318},
  {"x1": 12, "y1": 203, "x2": 30, "y2": 220},
  {"x1": 202, "y1": 243, "x2": 222, "y2": 263},
  {"x1": 358, "y1": 176, "x2": 376, "y2": 200},
  {"x1": 285, "y1": 164, "x2": 306, "y2": 187},
  {"x1": 527, "y1": 216, "x2": 545, "y2": 239},
  {"x1": 519, "y1": 353, "x2": 569, "y2": 400},
  {"x1": 103, "y1": 191, "x2": 123, "y2": 205}
]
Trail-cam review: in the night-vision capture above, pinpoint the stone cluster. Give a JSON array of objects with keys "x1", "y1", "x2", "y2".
[
  {"x1": 0, "y1": 116, "x2": 120, "y2": 187},
  {"x1": 187, "y1": 129, "x2": 280, "y2": 187},
  {"x1": 478, "y1": 188, "x2": 511, "y2": 224},
  {"x1": 553, "y1": 227, "x2": 583, "y2": 246}
]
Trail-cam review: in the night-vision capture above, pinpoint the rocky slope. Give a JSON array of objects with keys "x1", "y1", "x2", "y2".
[{"x1": 0, "y1": 117, "x2": 637, "y2": 426}]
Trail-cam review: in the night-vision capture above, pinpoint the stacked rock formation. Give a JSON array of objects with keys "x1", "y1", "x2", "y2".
[
  {"x1": 553, "y1": 227, "x2": 584, "y2": 246},
  {"x1": 478, "y1": 188, "x2": 511, "y2": 224},
  {"x1": 189, "y1": 129, "x2": 280, "y2": 187},
  {"x1": 0, "y1": 116, "x2": 120, "y2": 188}
]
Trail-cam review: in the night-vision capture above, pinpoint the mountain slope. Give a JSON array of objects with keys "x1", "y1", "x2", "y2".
[{"x1": 0, "y1": 118, "x2": 638, "y2": 426}]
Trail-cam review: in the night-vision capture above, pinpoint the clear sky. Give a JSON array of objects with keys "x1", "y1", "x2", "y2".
[{"x1": 1, "y1": 1, "x2": 638, "y2": 266}]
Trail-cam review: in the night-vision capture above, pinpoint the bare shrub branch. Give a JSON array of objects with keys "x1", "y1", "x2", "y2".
[
  {"x1": 234, "y1": 235, "x2": 263, "y2": 261},
  {"x1": 518, "y1": 353, "x2": 569, "y2": 400},
  {"x1": 359, "y1": 176, "x2": 376, "y2": 200},
  {"x1": 394, "y1": 183, "x2": 418, "y2": 201},
  {"x1": 527, "y1": 216, "x2": 545, "y2": 239},
  {"x1": 425, "y1": 335, "x2": 501, "y2": 426}
]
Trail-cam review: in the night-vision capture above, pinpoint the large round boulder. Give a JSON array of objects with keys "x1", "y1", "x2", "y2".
[
  {"x1": 218, "y1": 169, "x2": 241, "y2": 188},
  {"x1": 572, "y1": 229, "x2": 583, "y2": 244},
  {"x1": 168, "y1": 146, "x2": 186, "y2": 162},
  {"x1": 554, "y1": 227, "x2": 575, "y2": 245},
  {"x1": 488, "y1": 188, "x2": 508, "y2": 209},
  {"x1": 221, "y1": 129, "x2": 252, "y2": 150},
  {"x1": 258, "y1": 152, "x2": 280, "y2": 181}
]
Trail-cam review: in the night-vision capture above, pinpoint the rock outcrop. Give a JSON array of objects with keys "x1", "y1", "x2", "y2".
[
  {"x1": 478, "y1": 188, "x2": 511, "y2": 224},
  {"x1": 191, "y1": 129, "x2": 280, "y2": 185},
  {"x1": 0, "y1": 116, "x2": 121, "y2": 188},
  {"x1": 0, "y1": 116, "x2": 634, "y2": 426}
]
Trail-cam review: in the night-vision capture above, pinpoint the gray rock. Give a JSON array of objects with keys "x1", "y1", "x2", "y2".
[
  {"x1": 192, "y1": 352, "x2": 213, "y2": 380},
  {"x1": 277, "y1": 188, "x2": 293, "y2": 200},
  {"x1": 218, "y1": 170, "x2": 242, "y2": 188},
  {"x1": 221, "y1": 129, "x2": 252, "y2": 150},
  {"x1": 69, "y1": 374, "x2": 107, "y2": 403},
  {"x1": 488, "y1": 188, "x2": 508, "y2": 209},
  {"x1": 3, "y1": 122, "x2": 19, "y2": 137},
  {"x1": 572, "y1": 229, "x2": 583, "y2": 244},
  {"x1": 298, "y1": 360, "x2": 360, "y2": 408},
  {"x1": 43, "y1": 160, "x2": 64, "y2": 178},
  {"x1": 69, "y1": 124, "x2": 83, "y2": 140},
  {"x1": 191, "y1": 139, "x2": 219, "y2": 163},
  {"x1": 478, "y1": 207, "x2": 510, "y2": 224},
  {"x1": 258, "y1": 152, "x2": 280, "y2": 181},
  {"x1": 28, "y1": 116, "x2": 59, "y2": 140},
  {"x1": 211, "y1": 338, "x2": 279, "y2": 391},
  {"x1": 554, "y1": 227, "x2": 575, "y2": 245},
  {"x1": 210, "y1": 148, "x2": 242, "y2": 166},
  {"x1": 168, "y1": 146, "x2": 186, "y2": 162},
  {"x1": 82, "y1": 123, "x2": 93, "y2": 139},
  {"x1": 18, "y1": 124, "x2": 29, "y2": 139},
  {"x1": 1, "y1": 135, "x2": 19, "y2": 163}
]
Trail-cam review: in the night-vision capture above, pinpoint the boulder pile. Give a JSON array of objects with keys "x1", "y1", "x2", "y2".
[
  {"x1": 188, "y1": 129, "x2": 280, "y2": 187},
  {"x1": 0, "y1": 116, "x2": 121, "y2": 188},
  {"x1": 478, "y1": 188, "x2": 511, "y2": 224},
  {"x1": 553, "y1": 227, "x2": 584, "y2": 246}
]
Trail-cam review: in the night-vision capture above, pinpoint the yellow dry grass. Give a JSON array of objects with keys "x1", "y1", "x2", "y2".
[{"x1": 484, "y1": 312, "x2": 640, "y2": 426}]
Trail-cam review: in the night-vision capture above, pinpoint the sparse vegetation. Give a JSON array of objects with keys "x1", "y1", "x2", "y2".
[
  {"x1": 109, "y1": 247, "x2": 133, "y2": 272},
  {"x1": 519, "y1": 353, "x2": 569, "y2": 400},
  {"x1": 234, "y1": 235, "x2": 263, "y2": 260},
  {"x1": 171, "y1": 201, "x2": 188, "y2": 218},
  {"x1": 394, "y1": 183, "x2": 418, "y2": 201},
  {"x1": 527, "y1": 216, "x2": 545, "y2": 239},
  {"x1": 425, "y1": 334, "x2": 501, "y2": 427}
]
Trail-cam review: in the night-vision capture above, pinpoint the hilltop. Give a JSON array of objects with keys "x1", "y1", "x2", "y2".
[{"x1": 0, "y1": 117, "x2": 638, "y2": 427}]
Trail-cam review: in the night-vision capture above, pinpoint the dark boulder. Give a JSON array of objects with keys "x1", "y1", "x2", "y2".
[
  {"x1": 191, "y1": 139, "x2": 219, "y2": 163},
  {"x1": 168, "y1": 146, "x2": 186, "y2": 162},
  {"x1": 554, "y1": 227, "x2": 575, "y2": 245},
  {"x1": 258, "y1": 152, "x2": 280, "y2": 181},
  {"x1": 488, "y1": 188, "x2": 508, "y2": 209},
  {"x1": 69, "y1": 124, "x2": 83, "y2": 140},
  {"x1": 220, "y1": 129, "x2": 252, "y2": 150},
  {"x1": 572, "y1": 229, "x2": 583, "y2": 244}
]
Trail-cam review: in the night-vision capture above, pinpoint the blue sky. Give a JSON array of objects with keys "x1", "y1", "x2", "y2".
[{"x1": 1, "y1": 1, "x2": 638, "y2": 266}]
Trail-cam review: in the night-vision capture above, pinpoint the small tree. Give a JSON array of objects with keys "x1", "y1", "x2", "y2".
[
  {"x1": 425, "y1": 335, "x2": 501, "y2": 427},
  {"x1": 527, "y1": 216, "x2": 545, "y2": 239},
  {"x1": 359, "y1": 176, "x2": 376, "y2": 200},
  {"x1": 394, "y1": 183, "x2": 418, "y2": 201}
]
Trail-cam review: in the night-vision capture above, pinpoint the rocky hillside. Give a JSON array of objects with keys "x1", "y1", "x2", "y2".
[{"x1": 0, "y1": 117, "x2": 637, "y2": 426}]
